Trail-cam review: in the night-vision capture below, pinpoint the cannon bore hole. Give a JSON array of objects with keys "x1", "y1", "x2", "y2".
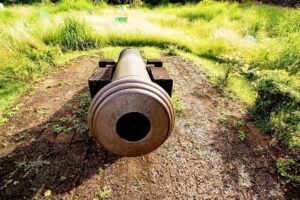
[{"x1": 116, "y1": 112, "x2": 150, "y2": 142}]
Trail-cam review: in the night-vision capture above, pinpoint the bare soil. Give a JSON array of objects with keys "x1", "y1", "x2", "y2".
[{"x1": 0, "y1": 54, "x2": 298, "y2": 199}]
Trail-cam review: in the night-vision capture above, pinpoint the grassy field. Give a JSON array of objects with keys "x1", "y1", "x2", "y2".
[{"x1": 0, "y1": 0, "x2": 299, "y2": 184}]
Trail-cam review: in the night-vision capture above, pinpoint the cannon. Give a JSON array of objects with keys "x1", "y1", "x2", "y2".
[{"x1": 87, "y1": 48, "x2": 175, "y2": 156}]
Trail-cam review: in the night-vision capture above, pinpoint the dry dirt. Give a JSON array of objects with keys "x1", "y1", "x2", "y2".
[{"x1": 0, "y1": 53, "x2": 298, "y2": 199}]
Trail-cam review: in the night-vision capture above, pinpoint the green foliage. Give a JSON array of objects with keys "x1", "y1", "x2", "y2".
[
  {"x1": 0, "y1": 10, "x2": 20, "y2": 25},
  {"x1": 96, "y1": 186, "x2": 112, "y2": 199},
  {"x1": 276, "y1": 158, "x2": 300, "y2": 186},
  {"x1": 53, "y1": 124, "x2": 72, "y2": 134},
  {"x1": 172, "y1": 92, "x2": 186, "y2": 115},
  {"x1": 166, "y1": 44, "x2": 178, "y2": 55},
  {"x1": 0, "y1": 104, "x2": 22, "y2": 125},
  {"x1": 178, "y1": 0, "x2": 225, "y2": 21},
  {"x1": 250, "y1": 70, "x2": 300, "y2": 150},
  {"x1": 0, "y1": 46, "x2": 60, "y2": 83},
  {"x1": 233, "y1": 119, "x2": 246, "y2": 127},
  {"x1": 238, "y1": 130, "x2": 246, "y2": 141},
  {"x1": 52, "y1": 0, "x2": 94, "y2": 13},
  {"x1": 44, "y1": 18, "x2": 97, "y2": 51},
  {"x1": 151, "y1": 1, "x2": 300, "y2": 151},
  {"x1": 218, "y1": 115, "x2": 228, "y2": 125},
  {"x1": 75, "y1": 93, "x2": 91, "y2": 117},
  {"x1": 0, "y1": 37, "x2": 60, "y2": 113},
  {"x1": 60, "y1": 176, "x2": 67, "y2": 181},
  {"x1": 248, "y1": 35, "x2": 300, "y2": 75},
  {"x1": 70, "y1": 92, "x2": 90, "y2": 134}
]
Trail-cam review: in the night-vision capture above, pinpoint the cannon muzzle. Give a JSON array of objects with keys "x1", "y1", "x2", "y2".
[{"x1": 87, "y1": 48, "x2": 175, "y2": 156}]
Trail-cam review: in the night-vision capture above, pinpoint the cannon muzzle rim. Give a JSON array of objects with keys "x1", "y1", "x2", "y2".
[
  {"x1": 88, "y1": 78, "x2": 175, "y2": 133},
  {"x1": 87, "y1": 78, "x2": 175, "y2": 156}
]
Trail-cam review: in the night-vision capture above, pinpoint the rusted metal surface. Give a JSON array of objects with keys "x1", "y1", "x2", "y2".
[{"x1": 88, "y1": 48, "x2": 175, "y2": 156}]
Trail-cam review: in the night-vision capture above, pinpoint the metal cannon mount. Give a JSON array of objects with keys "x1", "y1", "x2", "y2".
[{"x1": 87, "y1": 48, "x2": 175, "y2": 156}]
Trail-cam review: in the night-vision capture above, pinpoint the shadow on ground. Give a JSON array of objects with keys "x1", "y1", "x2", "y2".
[
  {"x1": 211, "y1": 115, "x2": 300, "y2": 199},
  {"x1": 0, "y1": 88, "x2": 119, "y2": 199}
]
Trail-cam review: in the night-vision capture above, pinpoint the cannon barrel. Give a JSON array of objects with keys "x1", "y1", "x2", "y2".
[{"x1": 87, "y1": 49, "x2": 175, "y2": 156}]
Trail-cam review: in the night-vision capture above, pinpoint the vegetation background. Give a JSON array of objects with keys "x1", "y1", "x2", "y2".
[{"x1": 0, "y1": 0, "x2": 299, "y2": 186}]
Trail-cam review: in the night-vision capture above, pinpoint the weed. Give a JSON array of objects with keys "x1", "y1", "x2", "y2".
[
  {"x1": 95, "y1": 186, "x2": 112, "y2": 199},
  {"x1": 276, "y1": 158, "x2": 300, "y2": 186},
  {"x1": 250, "y1": 70, "x2": 300, "y2": 150},
  {"x1": 53, "y1": 124, "x2": 72, "y2": 134},
  {"x1": 135, "y1": 177, "x2": 145, "y2": 188},
  {"x1": 44, "y1": 123, "x2": 51, "y2": 129},
  {"x1": 44, "y1": 189, "x2": 52, "y2": 197},
  {"x1": 72, "y1": 118, "x2": 88, "y2": 134},
  {"x1": 218, "y1": 116, "x2": 228, "y2": 125},
  {"x1": 52, "y1": 0, "x2": 94, "y2": 13},
  {"x1": 74, "y1": 92, "x2": 91, "y2": 117},
  {"x1": 22, "y1": 156, "x2": 50, "y2": 178},
  {"x1": 0, "y1": 103, "x2": 22, "y2": 125},
  {"x1": 172, "y1": 92, "x2": 186, "y2": 115},
  {"x1": 1, "y1": 155, "x2": 50, "y2": 189},
  {"x1": 238, "y1": 131, "x2": 246, "y2": 141},
  {"x1": 59, "y1": 116, "x2": 68, "y2": 123},
  {"x1": 166, "y1": 44, "x2": 178, "y2": 55},
  {"x1": 233, "y1": 119, "x2": 246, "y2": 127},
  {"x1": 45, "y1": 18, "x2": 97, "y2": 51}
]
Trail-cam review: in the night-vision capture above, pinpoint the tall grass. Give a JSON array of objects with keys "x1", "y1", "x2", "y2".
[
  {"x1": 44, "y1": 18, "x2": 98, "y2": 51},
  {"x1": 51, "y1": 0, "x2": 94, "y2": 13}
]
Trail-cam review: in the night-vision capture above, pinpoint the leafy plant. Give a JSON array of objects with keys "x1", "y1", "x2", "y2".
[
  {"x1": 218, "y1": 116, "x2": 228, "y2": 125},
  {"x1": 96, "y1": 186, "x2": 112, "y2": 199},
  {"x1": 74, "y1": 93, "x2": 91, "y2": 117},
  {"x1": 172, "y1": 92, "x2": 186, "y2": 115},
  {"x1": 166, "y1": 44, "x2": 178, "y2": 55},
  {"x1": 45, "y1": 18, "x2": 97, "y2": 51},
  {"x1": 233, "y1": 119, "x2": 246, "y2": 127},
  {"x1": 238, "y1": 131, "x2": 246, "y2": 141},
  {"x1": 276, "y1": 158, "x2": 300, "y2": 186},
  {"x1": 250, "y1": 70, "x2": 300, "y2": 150},
  {"x1": 53, "y1": 124, "x2": 72, "y2": 134}
]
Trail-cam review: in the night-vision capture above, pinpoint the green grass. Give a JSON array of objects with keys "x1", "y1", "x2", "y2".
[
  {"x1": 178, "y1": 51, "x2": 257, "y2": 105},
  {"x1": 44, "y1": 17, "x2": 98, "y2": 51},
  {"x1": 172, "y1": 91, "x2": 186, "y2": 115},
  {"x1": 276, "y1": 158, "x2": 300, "y2": 186}
]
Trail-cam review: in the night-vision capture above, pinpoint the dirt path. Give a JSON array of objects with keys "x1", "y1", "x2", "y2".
[{"x1": 0, "y1": 54, "x2": 296, "y2": 199}]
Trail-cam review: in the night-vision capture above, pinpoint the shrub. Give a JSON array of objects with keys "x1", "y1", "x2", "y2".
[
  {"x1": 276, "y1": 158, "x2": 300, "y2": 186},
  {"x1": 250, "y1": 70, "x2": 300, "y2": 150},
  {"x1": 44, "y1": 18, "x2": 98, "y2": 51},
  {"x1": 52, "y1": 0, "x2": 94, "y2": 13},
  {"x1": 248, "y1": 35, "x2": 300, "y2": 75},
  {"x1": 0, "y1": 10, "x2": 20, "y2": 25},
  {"x1": 0, "y1": 46, "x2": 60, "y2": 83}
]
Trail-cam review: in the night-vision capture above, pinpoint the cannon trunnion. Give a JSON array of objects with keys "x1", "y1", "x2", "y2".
[{"x1": 87, "y1": 48, "x2": 175, "y2": 156}]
